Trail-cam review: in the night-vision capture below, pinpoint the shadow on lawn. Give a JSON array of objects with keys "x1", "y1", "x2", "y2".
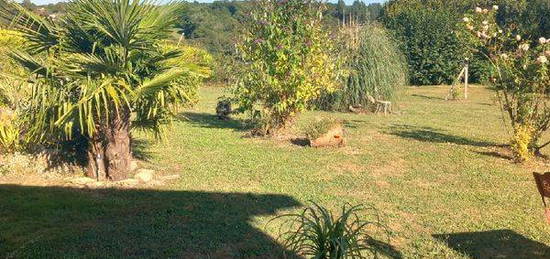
[
  {"x1": 387, "y1": 125, "x2": 500, "y2": 147},
  {"x1": 411, "y1": 94, "x2": 445, "y2": 101},
  {"x1": 433, "y1": 229, "x2": 550, "y2": 258},
  {"x1": 0, "y1": 185, "x2": 302, "y2": 258},
  {"x1": 131, "y1": 138, "x2": 154, "y2": 161},
  {"x1": 180, "y1": 112, "x2": 250, "y2": 131}
]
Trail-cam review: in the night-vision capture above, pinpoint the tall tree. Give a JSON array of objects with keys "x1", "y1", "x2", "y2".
[
  {"x1": 1, "y1": 0, "x2": 203, "y2": 180},
  {"x1": 336, "y1": 0, "x2": 346, "y2": 21}
]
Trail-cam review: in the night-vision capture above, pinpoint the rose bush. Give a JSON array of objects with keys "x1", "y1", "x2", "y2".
[{"x1": 462, "y1": 5, "x2": 549, "y2": 162}]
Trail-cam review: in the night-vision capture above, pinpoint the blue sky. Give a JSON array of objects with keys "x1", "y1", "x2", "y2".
[{"x1": 30, "y1": 0, "x2": 386, "y2": 5}]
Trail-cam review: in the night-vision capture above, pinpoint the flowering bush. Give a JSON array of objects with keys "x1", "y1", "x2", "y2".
[
  {"x1": 462, "y1": 5, "x2": 549, "y2": 161},
  {"x1": 233, "y1": 0, "x2": 338, "y2": 135}
]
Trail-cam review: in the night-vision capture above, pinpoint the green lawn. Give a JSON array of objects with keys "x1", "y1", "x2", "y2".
[{"x1": 1, "y1": 86, "x2": 550, "y2": 258}]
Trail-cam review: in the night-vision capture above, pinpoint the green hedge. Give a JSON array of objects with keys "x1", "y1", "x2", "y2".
[{"x1": 382, "y1": 6, "x2": 467, "y2": 85}]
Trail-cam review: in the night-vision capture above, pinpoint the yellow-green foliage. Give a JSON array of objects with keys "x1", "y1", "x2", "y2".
[
  {"x1": 0, "y1": 29, "x2": 29, "y2": 153},
  {"x1": 0, "y1": 108, "x2": 24, "y2": 153},
  {"x1": 0, "y1": 29, "x2": 24, "y2": 49},
  {"x1": 510, "y1": 124, "x2": 534, "y2": 162},
  {"x1": 162, "y1": 43, "x2": 213, "y2": 78},
  {"x1": 234, "y1": 0, "x2": 338, "y2": 135},
  {"x1": 0, "y1": 29, "x2": 26, "y2": 75},
  {"x1": 303, "y1": 117, "x2": 342, "y2": 140}
]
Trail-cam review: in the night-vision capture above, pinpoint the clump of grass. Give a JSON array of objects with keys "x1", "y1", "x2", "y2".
[
  {"x1": 316, "y1": 23, "x2": 408, "y2": 111},
  {"x1": 270, "y1": 202, "x2": 394, "y2": 259},
  {"x1": 303, "y1": 117, "x2": 343, "y2": 140}
]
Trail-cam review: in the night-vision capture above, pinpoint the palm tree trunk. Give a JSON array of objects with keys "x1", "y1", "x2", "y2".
[
  {"x1": 103, "y1": 108, "x2": 132, "y2": 181},
  {"x1": 86, "y1": 135, "x2": 107, "y2": 180}
]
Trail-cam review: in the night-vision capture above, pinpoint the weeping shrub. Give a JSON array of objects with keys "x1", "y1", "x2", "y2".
[{"x1": 316, "y1": 23, "x2": 408, "y2": 111}]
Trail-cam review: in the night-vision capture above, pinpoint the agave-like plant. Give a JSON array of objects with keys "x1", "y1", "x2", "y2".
[
  {"x1": 271, "y1": 202, "x2": 399, "y2": 259},
  {"x1": 0, "y1": 0, "x2": 205, "y2": 180}
]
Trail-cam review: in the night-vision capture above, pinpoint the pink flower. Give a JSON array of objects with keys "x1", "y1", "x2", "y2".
[
  {"x1": 539, "y1": 37, "x2": 547, "y2": 44},
  {"x1": 538, "y1": 55, "x2": 548, "y2": 64}
]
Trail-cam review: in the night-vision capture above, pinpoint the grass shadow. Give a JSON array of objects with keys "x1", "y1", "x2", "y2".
[
  {"x1": 131, "y1": 138, "x2": 154, "y2": 161},
  {"x1": 180, "y1": 112, "x2": 250, "y2": 132},
  {"x1": 411, "y1": 94, "x2": 445, "y2": 101},
  {"x1": 290, "y1": 138, "x2": 310, "y2": 147},
  {"x1": 433, "y1": 229, "x2": 550, "y2": 258},
  {"x1": 366, "y1": 237, "x2": 403, "y2": 259},
  {"x1": 475, "y1": 150, "x2": 513, "y2": 160},
  {"x1": 0, "y1": 185, "x2": 302, "y2": 258},
  {"x1": 344, "y1": 119, "x2": 369, "y2": 129},
  {"x1": 387, "y1": 124, "x2": 500, "y2": 147}
]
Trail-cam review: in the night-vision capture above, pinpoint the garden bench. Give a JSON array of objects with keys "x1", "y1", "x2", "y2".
[{"x1": 367, "y1": 95, "x2": 392, "y2": 115}]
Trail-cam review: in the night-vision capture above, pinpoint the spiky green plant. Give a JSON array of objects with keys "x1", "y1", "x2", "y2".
[
  {"x1": 271, "y1": 202, "x2": 395, "y2": 259},
  {"x1": 0, "y1": 0, "x2": 206, "y2": 180},
  {"x1": 317, "y1": 23, "x2": 408, "y2": 111}
]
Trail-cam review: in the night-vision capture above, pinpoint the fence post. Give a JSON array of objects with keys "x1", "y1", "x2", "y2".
[{"x1": 464, "y1": 59, "x2": 469, "y2": 100}]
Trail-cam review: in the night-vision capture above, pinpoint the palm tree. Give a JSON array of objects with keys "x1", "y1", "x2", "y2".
[{"x1": 0, "y1": 0, "x2": 203, "y2": 180}]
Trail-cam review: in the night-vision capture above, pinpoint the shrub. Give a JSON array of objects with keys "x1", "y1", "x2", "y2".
[
  {"x1": 233, "y1": 0, "x2": 338, "y2": 135},
  {"x1": 461, "y1": 5, "x2": 550, "y2": 161},
  {"x1": 382, "y1": 1, "x2": 470, "y2": 85},
  {"x1": 511, "y1": 124, "x2": 535, "y2": 162},
  {"x1": 271, "y1": 202, "x2": 395, "y2": 259},
  {"x1": 316, "y1": 23, "x2": 408, "y2": 111},
  {"x1": 0, "y1": 29, "x2": 29, "y2": 154},
  {"x1": 303, "y1": 117, "x2": 342, "y2": 140},
  {"x1": 0, "y1": 29, "x2": 24, "y2": 48}
]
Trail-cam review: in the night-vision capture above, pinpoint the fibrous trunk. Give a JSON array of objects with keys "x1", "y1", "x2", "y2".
[{"x1": 86, "y1": 109, "x2": 132, "y2": 180}]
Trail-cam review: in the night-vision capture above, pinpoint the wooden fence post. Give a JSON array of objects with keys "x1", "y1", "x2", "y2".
[{"x1": 464, "y1": 60, "x2": 469, "y2": 100}]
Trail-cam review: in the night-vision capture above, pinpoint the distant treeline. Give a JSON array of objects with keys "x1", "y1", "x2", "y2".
[
  {"x1": 176, "y1": 0, "x2": 383, "y2": 56},
  {"x1": 19, "y1": 0, "x2": 549, "y2": 86},
  {"x1": 20, "y1": 0, "x2": 382, "y2": 57}
]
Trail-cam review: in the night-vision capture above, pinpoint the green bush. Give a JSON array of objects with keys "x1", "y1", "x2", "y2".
[
  {"x1": 271, "y1": 202, "x2": 394, "y2": 259},
  {"x1": 303, "y1": 117, "x2": 342, "y2": 140},
  {"x1": 316, "y1": 23, "x2": 408, "y2": 111},
  {"x1": 382, "y1": 4, "x2": 466, "y2": 85},
  {"x1": 233, "y1": 0, "x2": 338, "y2": 135},
  {"x1": 0, "y1": 29, "x2": 29, "y2": 153}
]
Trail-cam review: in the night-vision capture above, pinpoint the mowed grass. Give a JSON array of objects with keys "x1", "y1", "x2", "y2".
[{"x1": 2, "y1": 86, "x2": 550, "y2": 258}]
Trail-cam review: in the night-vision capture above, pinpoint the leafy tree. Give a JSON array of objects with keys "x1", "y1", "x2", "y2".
[
  {"x1": 233, "y1": 0, "x2": 338, "y2": 135},
  {"x1": 1, "y1": 0, "x2": 204, "y2": 180},
  {"x1": 20, "y1": 0, "x2": 35, "y2": 11},
  {"x1": 336, "y1": 0, "x2": 345, "y2": 20},
  {"x1": 382, "y1": 1, "x2": 468, "y2": 85}
]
